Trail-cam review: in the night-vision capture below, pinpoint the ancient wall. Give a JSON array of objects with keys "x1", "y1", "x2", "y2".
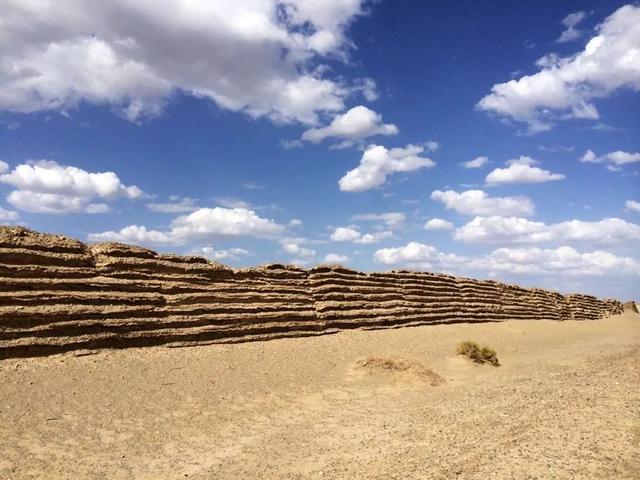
[{"x1": 0, "y1": 227, "x2": 623, "y2": 358}]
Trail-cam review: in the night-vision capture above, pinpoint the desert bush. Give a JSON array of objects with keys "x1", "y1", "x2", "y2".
[{"x1": 456, "y1": 341, "x2": 500, "y2": 366}]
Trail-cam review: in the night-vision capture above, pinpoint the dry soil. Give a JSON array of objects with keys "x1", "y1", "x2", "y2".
[{"x1": 1, "y1": 311, "x2": 639, "y2": 479}]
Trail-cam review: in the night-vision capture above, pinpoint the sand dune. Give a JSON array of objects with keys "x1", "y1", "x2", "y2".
[{"x1": 0, "y1": 226, "x2": 623, "y2": 358}]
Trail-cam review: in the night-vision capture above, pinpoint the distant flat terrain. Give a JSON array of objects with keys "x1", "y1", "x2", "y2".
[{"x1": 1, "y1": 311, "x2": 639, "y2": 480}]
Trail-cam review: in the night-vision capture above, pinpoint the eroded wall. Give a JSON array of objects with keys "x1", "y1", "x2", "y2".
[{"x1": 0, "y1": 227, "x2": 623, "y2": 358}]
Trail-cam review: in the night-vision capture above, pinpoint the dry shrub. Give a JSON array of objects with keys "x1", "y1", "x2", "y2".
[{"x1": 456, "y1": 341, "x2": 500, "y2": 366}]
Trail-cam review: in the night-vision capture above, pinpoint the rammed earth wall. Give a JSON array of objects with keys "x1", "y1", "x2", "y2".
[{"x1": 0, "y1": 227, "x2": 623, "y2": 358}]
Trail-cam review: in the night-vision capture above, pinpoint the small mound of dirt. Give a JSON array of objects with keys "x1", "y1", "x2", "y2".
[
  {"x1": 355, "y1": 356, "x2": 445, "y2": 386},
  {"x1": 623, "y1": 301, "x2": 638, "y2": 313}
]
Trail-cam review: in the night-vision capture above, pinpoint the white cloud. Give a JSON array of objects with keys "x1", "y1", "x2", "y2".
[
  {"x1": 374, "y1": 241, "x2": 640, "y2": 277},
  {"x1": 280, "y1": 139, "x2": 304, "y2": 150},
  {"x1": 324, "y1": 253, "x2": 349, "y2": 263},
  {"x1": 606, "y1": 151, "x2": 640, "y2": 165},
  {"x1": 281, "y1": 240, "x2": 315, "y2": 258},
  {"x1": 329, "y1": 226, "x2": 393, "y2": 244},
  {"x1": 626, "y1": 200, "x2": 640, "y2": 213},
  {"x1": 197, "y1": 246, "x2": 250, "y2": 262},
  {"x1": 454, "y1": 216, "x2": 640, "y2": 245},
  {"x1": 0, "y1": 160, "x2": 8, "y2": 174},
  {"x1": 477, "y1": 5, "x2": 640, "y2": 132},
  {"x1": 330, "y1": 226, "x2": 361, "y2": 242},
  {"x1": 7, "y1": 192, "x2": 112, "y2": 215},
  {"x1": 147, "y1": 196, "x2": 198, "y2": 213},
  {"x1": 431, "y1": 189, "x2": 534, "y2": 216},
  {"x1": 373, "y1": 241, "x2": 463, "y2": 271},
  {"x1": 374, "y1": 241, "x2": 439, "y2": 265},
  {"x1": 289, "y1": 218, "x2": 303, "y2": 227},
  {"x1": 581, "y1": 149, "x2": 599, "y2": 163},
  {"x1": 339, "y1": 144, "x2": 436, "y2": 192},
  {"x1": 0, "y1": 160, "x2": 142, "y2": 198},
  {"x1": 606, "y1": 150, "x2": 640, "y2": 165},
  {"x1": 0, "y1": 206, "x2": 19, "y2": 221},
  {"x1": 358, "y1": 231, "x2": 393, "y2": 244},
  {"x1": 538, "y1": 145, "x2": 575, "y2": 153},
  {"x1": 241, "y1": 182, "x2": 265, "y2": 190},
  {"x1": 214, "y1": 197, "x2": 253, "y2": 209},
  {"x1": 351, "y1": 212, "x2": 405, "y2": 229},
  {"x1": 170, "y1": 207, "x2": 284, "y2": 239},
  {"x1": 301, "y1": 105, "x2": 398, "y2": 144},
  {"x1": 454, "y1": 216, "x2": 550, "y2": 244},
  {"x1": 461, "y1": 156, "x2": 488, "y2": 169},
  {"x1": 473, "y1": 246, "x2": 640, "y2": 276},
  {"x1": 0, "y1": 0, "x2": 370, "y2": 125},
  {"x1": 557, "y1": 11, "x2": 587, "y2": 43},
  {"x1": 0, "y1": 160, "x2": 143, "y2": 214},
  {"x1": 485, "y1": 156, "x2": 565, "y2": 185},
  {"x1": 352, "y1": 78, "x2": 379, "y2": 102},
  {"x1": 89, "y1": 207, "x2": 285, "y2": 245},
  {"x1": 88, "y1": 225, "x2": 174, "y2": 245},
  {"x1": 424, "y1": 140, "x2": 440, "y2": 152},
  {"x1": 581, "y1": 149, "x2": 640, "y2": 166},
  {"x1": 424, "y1": 218, "x2": 454, "y2": 231}
]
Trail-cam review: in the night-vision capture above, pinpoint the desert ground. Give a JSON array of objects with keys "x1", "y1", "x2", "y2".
[{"x1": 1, "y1": 310, "x2": 639, "y2": 480}]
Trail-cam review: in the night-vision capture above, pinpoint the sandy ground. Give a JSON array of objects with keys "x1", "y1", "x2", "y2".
[{"x1": 1, "y1": 311, "x2": 639, "y2": 480}]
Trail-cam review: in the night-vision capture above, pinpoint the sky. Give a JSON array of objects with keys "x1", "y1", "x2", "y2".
[{"x1": 0, "y1": 0, "x2": 638, "y2": 299}]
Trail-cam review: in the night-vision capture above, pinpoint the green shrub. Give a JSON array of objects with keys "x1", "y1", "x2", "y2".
[{"x1": 456, "y1": 341, "x2": 500, "y2": 366}]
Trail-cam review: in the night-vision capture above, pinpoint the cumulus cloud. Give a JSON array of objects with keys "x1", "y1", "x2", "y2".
[
  {"x1": 330, "y1": 226, "x2": 361, "y2": 242},
  {"x1": 473, "y1": 246, "x2": 640, "y2": 276},
  {"x1": 461, "y1": 156, "x2": 488, "y2": 169},
  {"x1": 374, "y1": 241, "x2": 640, "y2": 277},
  {"x1": 339, "y1": 144, "x2": 436, "y2": 192},
  {"x1": 373, "y1": 241, "x2": 463, "y2": 271},
  {"x1": 357, "y1": 231, "x2": 394, "y2": 244},
  {"x1": 557, "y1": 11, "x2": 587, "y2": 43},
  {"x1": 196, "y1": 246, "x2": 250, "y2": 262},
  {"x1": 89, "y1": 207, "x2": 285, "y2": 245},
  {"x1": 0, "y1": 160, "x2": 143, "y2": 214},
  {"x1": 170, "y1": 207, "x2": 284, "y2": 239},
  {"x1": 301, "y1": 105, "x2": 398, "y2": 145},
  {"x1": 280, "y1": 239, "x2": 316, "y2": 258},
  {"x1": 580, "y1": 149, "x2": 599, "y2": 163},
  {"x1": 0, "y1": 160, "x2": 8, "y2": 174},
  {"x1": 289, "y1": 218, "x2": 303, "y2": 227},
  {"x1": 324, "y1": 253, "x2": 349, "y2": 263},
  {"x1": 606, "y1": 151, "x2": 640, "y2": 165},
  {"x1": 424, "y1": 218, "x2": 454, "y2": 231},
  {"x1": 626, "y1": 200, "x2": 640, "y2": 213},
  {"x1": 88, "y1": 225, "x2": 173, "y2": 245},
  {"x1": 485, "y1": 156, "x2": 565, "y2": 185},
  {"x1": 351, "y1": 212, "x2": 406, "y2": 229},
  {"x1": 477, "y1": 5, "x2": 640, "y2": 133},
  {"x1": 454, "y1": 216, "x2": 640, "y2": 246},
  {"x1": 0, "y1": 206, "x2": 19, "y2": 221},
  {"x1": 147, "y1": 196, "x2": 198, "y2": 213},
  {"x1": 329, "y1": 226, "x2": 392, "y2": 244},
  {"x1": 580, "y1": 149, "x2": 640, "y2": 166},
  {"x1": 431, "y1": 189, "x2": 534, "y2": 217},
  {"x1": 0, "y1": 0, "x2": 370, "y2": 124}
]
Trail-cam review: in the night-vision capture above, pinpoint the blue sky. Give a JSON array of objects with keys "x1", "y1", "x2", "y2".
[{"x1": 0, "y1": 0, "x2": 638, "y2": 299}]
